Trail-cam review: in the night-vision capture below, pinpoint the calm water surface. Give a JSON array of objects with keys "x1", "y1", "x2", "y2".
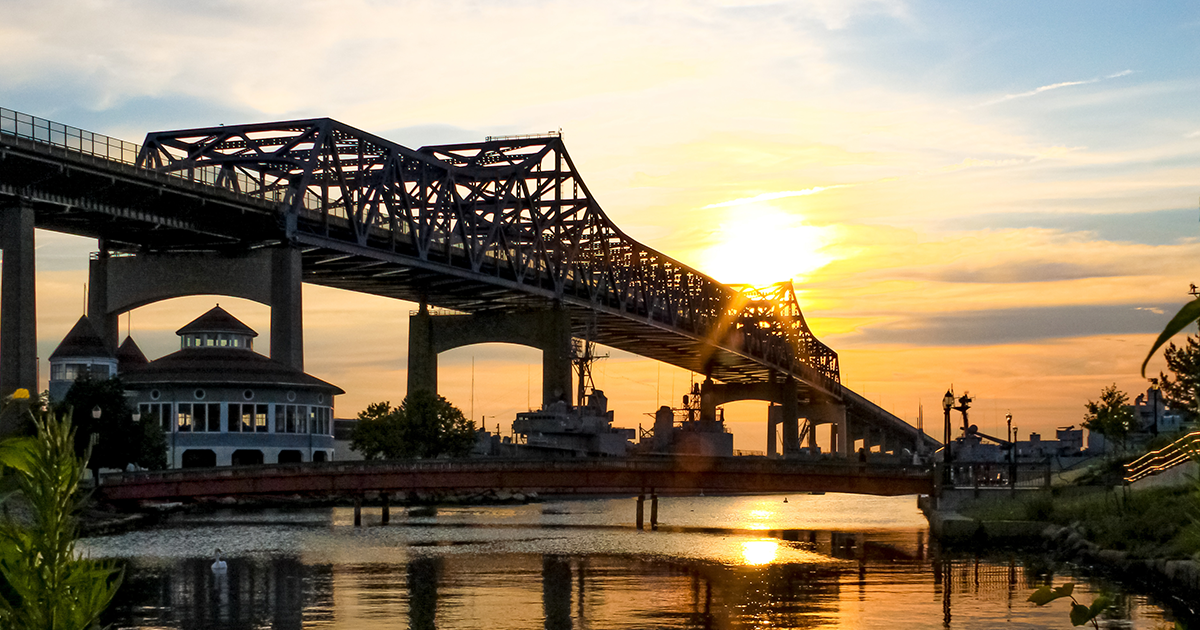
[{"x1": 81, "y1": 494, "x2": 1181, "y2": 629}]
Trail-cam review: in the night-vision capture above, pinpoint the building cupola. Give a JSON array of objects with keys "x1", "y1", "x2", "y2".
[
  {"x1": 48, "y1": 315, "x2": 118, "y2": 402},
  {"x1": 175, "y1": 305, "x2": 258, "y2": 351}
]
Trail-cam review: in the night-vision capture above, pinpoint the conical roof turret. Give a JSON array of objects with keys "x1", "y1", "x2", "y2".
[
  {"x1": 116, "y1": 335, "x2": 149, "y2": 371},
  {"x1": 48, "y1": 316, "x2": 113, "y2": 360},
  {"x1": 175, "y1": 305, "x2": 257, "y2": 338}
]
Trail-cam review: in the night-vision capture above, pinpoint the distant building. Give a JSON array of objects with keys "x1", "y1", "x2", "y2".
[
  {"x1": 1016, "y1": 426, "x2": 1083, "y2": 459},
  {"x1": 1087, "y1": 386, "x2": 1190, "y2": 453},
  {"x1": 49, "y1": 305, "x2": 344, "y2": 468}
]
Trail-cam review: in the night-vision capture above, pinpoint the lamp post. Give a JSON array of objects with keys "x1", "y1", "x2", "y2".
[
  {"x1": 90, "y1": 405, "x2": 102, "y2": 485},
  {"x1": 1006, "y1": 412, "x2": 1016, "y2": 493},
  {"x1": 942, "y1": 389, "x2": 954, "y2": 487}
]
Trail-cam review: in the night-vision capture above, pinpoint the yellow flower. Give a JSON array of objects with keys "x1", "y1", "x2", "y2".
[{"x1": 5, "y1": 388, "x2": 31, "y2": 401}]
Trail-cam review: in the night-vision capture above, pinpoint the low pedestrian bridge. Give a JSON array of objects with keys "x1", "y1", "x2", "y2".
[{"x1": 100, "y1": 457, "x2": 934, "y2": 503}]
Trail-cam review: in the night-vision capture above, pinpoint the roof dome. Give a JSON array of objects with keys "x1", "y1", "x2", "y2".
[
  {"x1": 175, "y1": 305, "x2": 258, "y2": 338},
  {"x1": 48, "y1": 316, "x2": 114, "y2": 361}
]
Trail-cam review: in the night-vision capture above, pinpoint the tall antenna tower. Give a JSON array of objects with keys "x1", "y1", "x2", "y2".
[{"x1": 571, "y1": 319, "x2": 608, "y2": 407}]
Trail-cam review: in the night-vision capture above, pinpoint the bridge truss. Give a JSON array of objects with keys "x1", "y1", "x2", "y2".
[{"x1": 136, "y1": 118, "x2": 841, "y2": 394}]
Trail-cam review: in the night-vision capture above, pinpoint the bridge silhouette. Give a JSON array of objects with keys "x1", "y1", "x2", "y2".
[{"x1": 0, "y1": 106, "x2": 936, "y2": 459}]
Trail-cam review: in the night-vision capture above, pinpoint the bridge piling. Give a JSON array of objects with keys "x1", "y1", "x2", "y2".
[
  {"x1": 635, "y1": 493, "x2": 645, "y2": 530},
  {"x1": 353, "y1": 497, "x2": 362, "y2": 527},
  {"x1": 0, "y1": 201, "x2": 37, "y2": 437},
  {"x1": 382, "y1": 494, "x2": 390, "y2": 526},
  {"x1": 650, "y1": 491, "x2": 658, "y2": 530}
]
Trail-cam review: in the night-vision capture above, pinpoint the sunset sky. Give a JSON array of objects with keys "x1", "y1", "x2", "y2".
[{"x1": 3, "y1": 1, "x2": 1199, "y2": 452}]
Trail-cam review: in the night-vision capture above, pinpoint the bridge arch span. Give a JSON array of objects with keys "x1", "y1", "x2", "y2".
[
  {"x1": 88, "y1": 247, "x2": 304, "y2": 369},
  {"x1": 408, "y1": 306, "x2": 573, "y2": 407}
]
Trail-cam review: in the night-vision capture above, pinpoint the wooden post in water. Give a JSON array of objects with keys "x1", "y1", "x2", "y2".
[
  {"x1": 354, "y1": 497, "x2": 362, "y2": 527},
  {"x1": 650, "y1": 491, "x2": 658, "y2": 530},
  {"x1": 635, "y1": 493, "x2": 645, "y2": 530},
  {"x1": 382, "y1": 494, "x2": 390, "y2": 526}
]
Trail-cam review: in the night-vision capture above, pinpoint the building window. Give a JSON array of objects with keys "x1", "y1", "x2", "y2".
[
  {"x1": 243, "y1": 389, "x2": 254, "y2": 401},
  {"x1": 286, "y1": 391, "x2": 297, "y2": 402},
  {"x1": 194, "y1": 389, "x2": 206, "y2": 400},
  {"x1": 177, "y1": 404, "x2": 193, "y2": 432},
  {"x1": 140, "y1": 403, "x2": 173, "y2": 432},
  {"x1": 255, "y1": 404, "x2": 268, "y2": 432},
  {"x1": 150, "y1": 389, "x2": 160, "y2": 401}
]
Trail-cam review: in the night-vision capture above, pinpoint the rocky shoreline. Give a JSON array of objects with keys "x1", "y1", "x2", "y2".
[{"x1": 923, "y1": 495, "x2": 1200, "y2": 620}]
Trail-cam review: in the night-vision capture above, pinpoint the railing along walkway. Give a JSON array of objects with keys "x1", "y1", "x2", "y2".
[{"x1": 1124, "y1": 431, "x2": 1200, "y2": 483}]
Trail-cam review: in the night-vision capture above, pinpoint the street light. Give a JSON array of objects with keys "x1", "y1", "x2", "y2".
[
  {"x1": 942, "y1": 389, "x2": 954, "y2": 487},
  {"x1": 90, "y1": 406, "x2": 101, "y2": 485},
  {"x1": 1006, "y1": 412, "x2": 1015, "y2": 493}
]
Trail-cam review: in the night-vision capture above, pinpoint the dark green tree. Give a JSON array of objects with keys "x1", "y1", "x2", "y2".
[
  {"x1": 55, "y1": 377, "x2": 167, "y2": 471},
  {"x1": 350, "y1": 391, "x2": 476, "y2": 460},
  {"x1": 1149, "y1": 334, "x2": 1200, "y2": 423},
  {"x1": 1083, "y1": 384, "x2": 1136, "y2": 453}
]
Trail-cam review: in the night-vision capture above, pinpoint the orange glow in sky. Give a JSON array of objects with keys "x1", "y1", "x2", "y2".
[{"x1": 3, "y1": 1, "x2": 1199, "y2": 451}]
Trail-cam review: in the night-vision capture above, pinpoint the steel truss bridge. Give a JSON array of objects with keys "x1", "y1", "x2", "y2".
[{"x1": 0, "y1": 106, "x2": 933, "y2": 451}]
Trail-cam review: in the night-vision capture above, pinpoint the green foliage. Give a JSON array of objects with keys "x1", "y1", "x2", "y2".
[
  {"x1": 1083, "y1": 385, "x2": 1136, "y2": 452},
  {"x1": 1027, "y1": 583, "x2": 1110, "y2": 628},
  {"x1": 1150, "y1": 334, "x2": 1200, "y2": 424},
  {"x1": 350, "y1": 390, "x2": 476, "y2": 460},
  {"x1": 0, "y1": 404, "x2": 123, "y2": 629},
  {"x1": 57, "y1": 377, "x2": 167, "y2": 471},
  {"x1": 1143, "y1": 298, "x2": 1200, "y2": 377}
]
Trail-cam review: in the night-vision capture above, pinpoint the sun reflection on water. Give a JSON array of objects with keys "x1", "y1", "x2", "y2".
[{"x1": 741, "y1": 540, "x2": 779, "y2": 565}]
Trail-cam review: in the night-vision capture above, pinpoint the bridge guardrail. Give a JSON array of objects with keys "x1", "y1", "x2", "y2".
[
  {"x1": 938, "y1": 461, "x2": 1052, "y2": 490},
  {"x1": 0, "y1": 106, "x2": 282, "y2": 202},
  {"x1": 1, "y1": 107, "x2": 141, "y2": 165},
  {"x1": 1124, "y1": 431, "x2": 1200, "y2": 483}
]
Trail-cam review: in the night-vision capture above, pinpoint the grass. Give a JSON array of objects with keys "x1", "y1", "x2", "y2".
[{"x1": 959, "y1": 484, "x2": 1199, "y2": 558}]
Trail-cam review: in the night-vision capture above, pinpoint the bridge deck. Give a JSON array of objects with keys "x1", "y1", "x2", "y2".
[{"x1": 100, "y1": 457, "x2": 935, "y2": 502}]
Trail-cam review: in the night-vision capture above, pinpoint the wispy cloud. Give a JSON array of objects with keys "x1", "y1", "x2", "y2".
[
  {"x1": 1185, "y1": 130, "x2": 1200, "y2": 139},
  {"x1": 979, "y1": 70, "x2": 1134, "y2": 106},
  {"x1": 702, "y1": 185, "x2": 849, "y2": 209}
]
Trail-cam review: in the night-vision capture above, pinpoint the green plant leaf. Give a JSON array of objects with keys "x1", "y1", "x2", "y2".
[
  {"x1": 1069, "y1": 602, "x2": 1094, "y2": 626},
  {"x1": 1089, "y1": 595, "x2": 1111, "y2": 617},
  {"x1": 0, "y1": 437, "x2": 36, "y2": 475},
  {"x1": 1143, "y1": 299, "x2": 1200, "y2": 376},
  {"x1": 1029, "y1": 585, "x2": 1066, "y2": 606}
]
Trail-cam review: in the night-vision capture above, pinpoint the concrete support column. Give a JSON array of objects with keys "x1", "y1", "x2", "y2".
[
  {"x1": 542, "y1": 306, "x2": 572, "y2": 407},
  {"x1": 807, "y1": 419, "x2": 818, "y2": 449},
  {"x1": 87, "y1": 252, "x2": 118, "y2": 352},
  {"x1": 699, "y1": 378, "x2": 718, "y2": 425},
  {"x1": 407, "y1": 303, "x2": 437, "y2": 397},
  {"x1": 835, "y1": 407, "x2": 849, "y2": 458},
  {"x1": 766, "y1": 404, "x2": 779, "y2": 458},
  {"x1": 270, "y1": 247, "x2": 304, "y2": 372},
  {"x1": 780, "y1": 378, "x2": 799, "y2": 458},
  {"x1": 0, "y1": 202, "x2": 37, "y2": 436}
]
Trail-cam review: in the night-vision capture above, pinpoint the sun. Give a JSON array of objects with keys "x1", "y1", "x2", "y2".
[{"x1": 700, "y1": 204, "x2": 835, "y2": 286}]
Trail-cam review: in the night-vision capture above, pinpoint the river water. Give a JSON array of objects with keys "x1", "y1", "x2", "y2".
[{"x1": 81, "y1": 493, "x2": 1181, "y2": 629}]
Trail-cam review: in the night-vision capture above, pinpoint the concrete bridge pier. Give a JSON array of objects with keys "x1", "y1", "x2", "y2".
[
  {"x1": 0, "y1": 201, "x2": 37, "y2": 436},
  {"x1": 700, "y1": 376, "x2": 800, "y2": 457},
  {"x1": 88, "y1": 247, "x2": 306, "y2": 370},
  {"x1": 408, "y1": 306, "x2": 573, "y2": 407},
  {"x1": 807, "y1": 396, "x2": 848, "y2": 459}
]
